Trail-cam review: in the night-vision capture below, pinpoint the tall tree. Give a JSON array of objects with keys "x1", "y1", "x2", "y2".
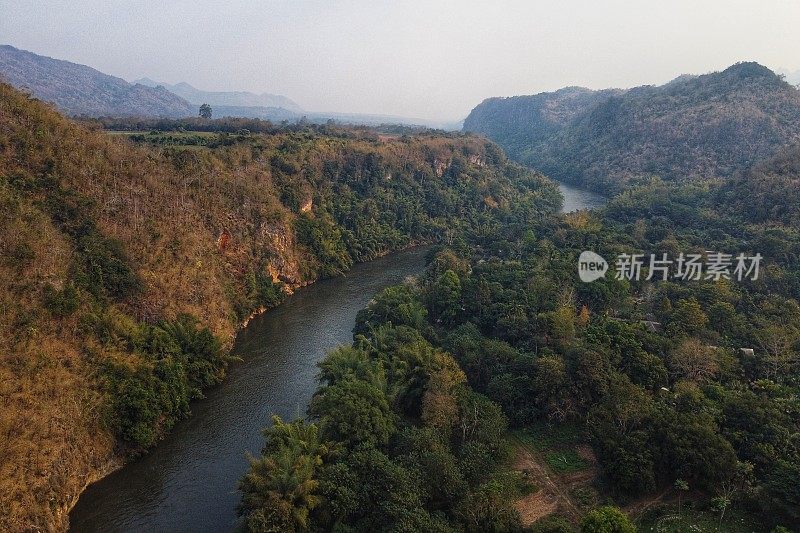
[{"x1": 239, "y1": 418, "x2": 329, "y2": 532}]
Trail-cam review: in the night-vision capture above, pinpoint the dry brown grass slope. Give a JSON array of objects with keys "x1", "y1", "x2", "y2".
[{"x1": 0, "y1": 80, "x2": 252, "y2": 531}]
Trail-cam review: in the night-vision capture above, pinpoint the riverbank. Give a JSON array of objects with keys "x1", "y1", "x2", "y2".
[
  {"x1": 69, "y1": 247, "x2": 432, "y2": 532},
  {"x1": 62, "y1": 244, "x2": 428, "y2": 530},
  {"x1": 237, "y1": 240, "x2": 429, "y2": 330}
]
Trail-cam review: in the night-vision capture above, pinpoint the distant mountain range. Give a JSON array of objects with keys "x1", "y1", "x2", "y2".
[
  {"x1": 130, "y1": 80, "x2": 463, "y2": 128},
  {"x1": 133, "y1": 77, "x2": 303, "y2": 113},
  {"x1": 0, "y1": 44, "x2": 193, "y2": 117},
  {"x1": 0, "y1": 44, "x2": 457, "y2": 129},
  {"x1": 0, "y1": 45, "x2": 303, "y2": 122},
  {"x1": 306, "y1": 111, "x2": 461, "y2": 130},
  {"x1": 464, "y1": 62, "x2": 800, "y2": 192}
]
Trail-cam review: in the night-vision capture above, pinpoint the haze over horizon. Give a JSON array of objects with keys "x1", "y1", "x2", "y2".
[{"x1": 2, "y1": 0, "x2": 799, "y2": 122}]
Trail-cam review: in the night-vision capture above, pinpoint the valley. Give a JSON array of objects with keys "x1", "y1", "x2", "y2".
[
  {"x1": 0, "y1": 80, "x2": 563, "y2": 530},
  {"x1": 2, "y1": 6, "x2": 800, "y2": 531},
  {"x1": 69, "y1": 247, "x2": 431, "y2": 532},
  {"x1": 2, "y1": 75, "x2": 799, "y2": 531},
  {"x1": 68, "y1": 184, "x2": 604, "y2": 532}
]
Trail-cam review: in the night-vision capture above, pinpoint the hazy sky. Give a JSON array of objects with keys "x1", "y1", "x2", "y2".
[{"x1": 2, "y1": 0, "x2": 799, "y2": 121}]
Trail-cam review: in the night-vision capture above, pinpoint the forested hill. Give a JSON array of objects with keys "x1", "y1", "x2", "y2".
[
  {"x1": 720, "y1": 142, "x2": 800, "y2": 226},
  {"x1": 0, "y1": 81, "x2": 559, "y2": 531},
  {"x1": 464, "y1": 62, "x2": 800, "y2": 193},
  {"x1": 0, "y1": 45, "x2": 194, "y2": 117},
  {"x1": 463, "y1": 86, "x2": 623, "y2": 161}
]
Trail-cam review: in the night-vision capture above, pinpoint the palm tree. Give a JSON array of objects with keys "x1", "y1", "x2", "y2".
[
  {"x1": 239, "y1": 417, "x2": 330, "y2": 532},
  {"x1": 240, "y1": 446, "x2": 321, "y2": 531},
  {"x1": 262, "y1": 416, "x2": 329, "y2": 459}
]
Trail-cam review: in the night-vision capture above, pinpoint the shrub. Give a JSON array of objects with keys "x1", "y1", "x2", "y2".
[
  {"x1": 154, "y1": 315, "x2": 226, "y2": 397},
  {"x1": 295, "y1": 213, "x2": 353, "y2": 278},
  {"x1": 76, "y1": 232, "x2": 142, "y2": 301},
  {"x1": 3, "y1": 242, "x2": 35, "y2": 269},
  {"x1": 42, "y1": 282, "x2": 80, "y2": 317},
  {"x1": 580, "y1": 506, "x2": 635, "y2": 533},
  {"x1": 102, "y1": 314, "x2": 225, "y2": 449}
]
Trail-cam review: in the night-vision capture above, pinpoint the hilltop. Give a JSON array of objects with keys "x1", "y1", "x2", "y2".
[
  {"x1": 465, "y1": 62, "x2": 800, "y2": 192},
  {"x1": 0, "y1": 45, "x2": 193, "y2": 117}
]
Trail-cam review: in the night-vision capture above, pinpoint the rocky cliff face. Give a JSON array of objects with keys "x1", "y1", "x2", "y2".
[{"x1": 260, "y1": 222, "x2": 304, "y2": 286}]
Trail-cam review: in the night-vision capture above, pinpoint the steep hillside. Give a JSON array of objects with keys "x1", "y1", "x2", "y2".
[
  {"x1": 465, "y1": 63, "x2": 800, "y2": 193},
  {"x1": 134, "y1": 78, "x2": 303, "y2": 114},
  {"x1": 463, "y1": 86, "x2": 622, "y2": 160},
  {"x1": 0, "y1": 45, "x2": 193, "y2": 117},
  {"x1": 719, "y1": 142, "x2": 800, "y2": 226},
  {"x1": 0, "y1": 81, "x2": 559, "y2": 531}
]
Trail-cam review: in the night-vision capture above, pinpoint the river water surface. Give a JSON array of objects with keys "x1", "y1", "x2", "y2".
[
  {"x1": 69, "y1": 182, "x2": 605, "y2": 532},
  {"x1": 557, "y1": 180, "x2": 607, "y2": 213}
]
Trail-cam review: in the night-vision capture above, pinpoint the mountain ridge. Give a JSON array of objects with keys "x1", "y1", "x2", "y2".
[
  {"x1": 0, "y1": 44, "x2": 194, "y2": 117},
  {"x1": 0, "y1": 45, "x2": 458, "y2": 128},
  {"x1": 464, "y1": 61, "x2": 800, "y2": 192},
  {"x1": 133, "y1": 77, "x2": 303, "y2": 113}
]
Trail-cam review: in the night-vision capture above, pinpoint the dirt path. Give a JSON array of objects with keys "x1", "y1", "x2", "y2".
[
  {"x1": 623, "y1": 487, "x2": 677, "y2": 519},
  {"x1": 511, "y1": 440, "x2": 583, "y2": 525},
  {"x1": 512, "y1": 435, "x2": 677, "y2": 527}
]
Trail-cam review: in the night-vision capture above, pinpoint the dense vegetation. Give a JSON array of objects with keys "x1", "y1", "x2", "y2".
[
  {"x1": 242, "y1": 149, "x2": 800, "y2": 530},
  {"x1": 89, "y1": 115, "x2": 285, "y2": 134},
  {"x1": 0, "y1": 81, "x2": 558, "y2": 530},
  {"x1": 237, "y1": 165, "x2": 562, "y2": 531},
  {"x1": 464, "y1": 62, "x2": 800, "y2": 194},
  {"x1": 463, "y1": 87, "x2": 621, "y2": 167}
]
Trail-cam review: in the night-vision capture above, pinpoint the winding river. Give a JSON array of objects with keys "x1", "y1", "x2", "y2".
[{"x1": 69, "y1": 183, "x2": 605, "y2": 532}]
